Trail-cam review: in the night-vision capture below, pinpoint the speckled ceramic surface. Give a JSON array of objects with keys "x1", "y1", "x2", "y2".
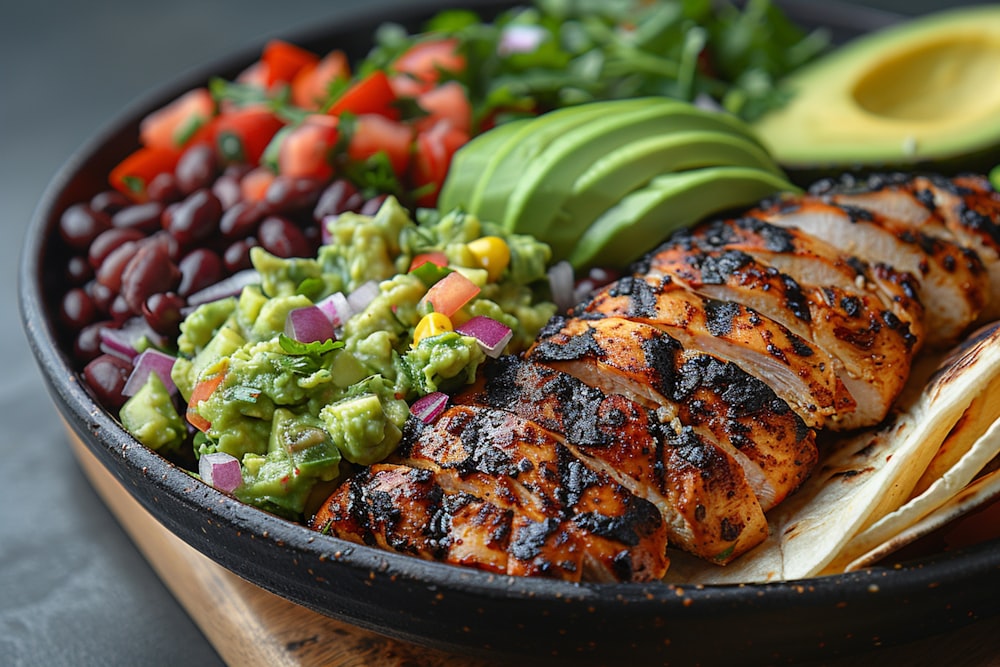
[{"x1": 19, "y1": 2, "x2": 1000, "y2": 664}]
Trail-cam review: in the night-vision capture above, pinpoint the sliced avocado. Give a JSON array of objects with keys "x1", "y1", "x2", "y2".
[
  {"x1": 752, "y1": 5, "x2": 1000, "y2": 175},
  {"x1": 463, "y1": 97, "x2": 665, "y2": 225},
  {"x1": 502, "y1": 102, "x2": 765, "y2": 251},
  {"x1": 437, "y1": 117, "x2": 531, "y2": 212},
  {"x1": 568, "y1": 166, "x2": 796, "y2": 269},
  {"x1": 540, "y1": 129, "x2": 784, "y2": 259}
]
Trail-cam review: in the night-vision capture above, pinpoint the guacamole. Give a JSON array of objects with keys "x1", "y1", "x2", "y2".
[{"x1": 124, "y1": 197, "x2": 554, "y2": 518}]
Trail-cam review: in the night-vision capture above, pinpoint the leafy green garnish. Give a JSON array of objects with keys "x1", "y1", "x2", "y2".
[{"x1": 278, "y1": 334, "x2": 344, "y2": 356}]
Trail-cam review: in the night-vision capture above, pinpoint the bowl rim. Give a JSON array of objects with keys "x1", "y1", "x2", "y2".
[{"x1": 17, "y1": 0, "x2": 1000, "y2": 659}]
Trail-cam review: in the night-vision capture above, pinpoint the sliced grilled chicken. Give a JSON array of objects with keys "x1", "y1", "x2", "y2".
[
  {"x1": 456, "y1": 357, "x2": 770, "y2": 563},
  {"x1": 396, "y1": 405, "x2": 670, "y2": 581},
  {"x1": 751, "y1": 196, "x2": 989, "y2": 346},
  {"x1": 811, "y1": 172, "x2": 1000, "y2": 321},
  {"x1": 664, "y1": 215, "x2": 926, "y2": 350},
  {"x1": 520, "y1": 319, "x2": 816, "y2": 509},
  {"x1": 643, "y1": 245, "x2": 917, "y2": 428},
  {"x1": 576, "y1": 273, "x2": 855, "y2": 428},
  {"x1": 310, "y1": 463, "x2": 513, "y2": 575}
]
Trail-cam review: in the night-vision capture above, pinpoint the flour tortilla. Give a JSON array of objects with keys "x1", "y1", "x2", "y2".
[
  {"x1": 842, "y1": 463, "x2": 1000, "y2": 572},
  {"x1": 665, "y1": 322, "x2": 1000, "y2": 584}
]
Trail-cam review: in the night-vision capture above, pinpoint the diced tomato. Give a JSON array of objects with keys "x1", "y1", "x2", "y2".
[
  {"x1": 347, "y1": 114, "x2": 414, "y2": 177},
  {"x1": 240, "y1": 166, "x2": 276, "y2": 203},
  {"x1": 389, "y1": 73, "x2": 431, "y2": 98},
  {"x1": 414, "y1": 81, "x2": 472, "y2": 135},
  {"x1": 186, "y1": 370, "x2": 227, "y2": 432},
  {"x1": 277, "y1": 114, "x2": 340, "y2": 180},
  {"x1": 139, "y1": 88, "x2": 216, "y2": 150},
  {"x1": 261, "y1": 39, "x2": 319, "y2": 88},
  {"x1": 411, "y1": 119, "x2": 469, "y2": 207},
  {"x1": 393, "y1": 38, "x2": 466, "y2": 87},
  {"x1": 292, "y1": 49, "x2": 350, "y2": 111},
  {"x1": 108, "y1": 145, "x2": 183, "y2": 203},
  {"x1": 409, "y1": 251, "x2": 449, "y2": 272},
  {"x1": 420, "y1": 270, "x2": 480, "y2": 317},
  {"x1": 235, "y1": 60, "x2": 269, "y2": 89},
  {"x1": 212, "y1": 106, "x2": 285, "y2": 165},
  {"x1": 327, "y1": 70, "x2": 399, "y2": 119}
]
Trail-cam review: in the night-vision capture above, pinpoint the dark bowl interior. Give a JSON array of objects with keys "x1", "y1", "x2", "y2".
[{"x1": 18, "y1": 1, "x2": 1000, "y2": 664}]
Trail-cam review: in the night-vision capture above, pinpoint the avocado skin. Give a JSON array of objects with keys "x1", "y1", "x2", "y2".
[
  {"x1": 752, "y1": 5, "x2": 1000, "y2": 174},
  {"x1": 568, "y1": 166, "x2": 796, "y2": 269}
]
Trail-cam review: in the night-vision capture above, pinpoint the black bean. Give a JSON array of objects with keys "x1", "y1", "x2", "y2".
[
  {"x1": 73, "y1": 320, "x2": 112, "y2": 364},
  {"x1": 86, "y1": 280, "x2": 116, "y2": 316},
  {"x1": 142, "y1": 292, "x2": 186, "y2": 337},
  {"x1": 109, "y1": 294, "x2": 132, "y2": 324},
  {"x1": 95, "y1": 238, "x2": 143, "y2": 292},
  {"x1": 219, "y1": 200, "x2": 265, "y2": 240},
  {"x1": 60, "y1": 287, "x2": 98, "y2": 331},
  {"x1": 265, "y1": 176, "x2": 324, "y2": 214},
  {"x1": 175, "y1": 143, "x2": 218, "y2": 195},
  {"x1": 178, "y1": 248, "x2": 224, "y2": 297},
  {"x1": 359, "y1": 194, "x2": 388, "y2": 216},
  {"x1": 212, "y1": 173, "x2": 242, "y2": 210},
  {"x1": 120, "y1": 238, "x2": 181, "y2": 314},
  {"x1": 60, "y1": 203, "x2": 112, "y2": 250},
  {"x1": 147, "y1": 172, "x2": 183, "y2": 204},
  {"x1": 222, "y1": 237, "x2": 258, "y2": 273},
  {"x1": 313, "y1": 179, "x2": 362, "y2": 221},
  {"x1": 258, "y1": 216, "x2": 311, "y2": 258},
  {"x1": 90, "y1": 190, "x2": 131, "y2": 217},
  {"x1": 112, "y1": 200, "x2": 164, "y2": 234},
  {"x1": 163, "y1": 188, "x2": 222, "y2": 246},
  {"x1": 82, "y1": 353, "x2": 133, "y2": 409},
  {"x1": 88, "y1": 227, "x2": 145, "y2": 270},
  {"x1": 66, "y1": 255, "x2": 93, "y2": 285}
]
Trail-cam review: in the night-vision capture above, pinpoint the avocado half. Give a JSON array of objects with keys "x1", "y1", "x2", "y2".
[{"x1": 751, "y1": 5, "x2": 1000, "y2": 179}]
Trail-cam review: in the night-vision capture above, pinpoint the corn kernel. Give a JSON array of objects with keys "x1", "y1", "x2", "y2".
[
  {"x1": 467, "y1": 236, "x2": 510, "y2": 282},
  {"x1": 412, "y1": 312, "x2": 453, "y2": 347}
]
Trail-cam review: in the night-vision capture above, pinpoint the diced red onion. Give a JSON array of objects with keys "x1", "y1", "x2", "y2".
[
  {"x1": 187, "y1": 269, "x2": 260, "y2": 307},
  {"x1": 99, "y1": 316, "x2": 165, "y2": 361},
  {"x1": 498, "y1": 24, "x2": 547, "y2": 56},
  {"x1": 320, "y1": 215, "x2": 338, "y2": 246},
  {"x1": 122, "y1": 348, "x2": 178, "y2": 397},
  {"x1": 316, "y1": 291, "x2": 353, "y2": 327},
  {"x1": 455, "y1": 315, "x2": 513, "y2": 358},
  {"x1": 693, "y1": 93, "x2": 724, "y2": 113},
  {"x1": 285, "y1": 305, "x2": 336, "y2": 343},
  {"x1": 347, "y1": 280, "x2": 380, "y2": 313},
  {"x1": 410, "y1": 391, "x2": 449, "y2": 424},
  {"x1": 548, "y1": 260, "x2": 576, "y2": 312},
  {"x1": 198, "y1": 452, "x2": 242, "y2": 493}
]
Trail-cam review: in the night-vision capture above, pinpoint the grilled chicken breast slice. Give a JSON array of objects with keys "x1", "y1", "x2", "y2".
[
  {"x1": 664, "y1": 216, "x2": 926, "y2": 350},
  {"x1": 811, "y1": 173, "x2": 1000, "y2": 321},
  {"x1": 522, "y1": 319, "x2": 816, "y2": 509},
  {"x1": 644, "y1": 245, "x2": 917, "y2": 428},
  {"x1": 456, "y1": 358, "x2": 770, "y2": 563},
  {"x1": 396, "y1": 405, "x2": 670, "y2": 581},
  {"x1": 576, "y1": 273, "x2": 854, "y2": 428},
  {"x1": 310, "y1": 464, "x2": 513, "y2": 575},
  {"x1": 751, "y1": 196, "x2": 989, "y2": 346}
]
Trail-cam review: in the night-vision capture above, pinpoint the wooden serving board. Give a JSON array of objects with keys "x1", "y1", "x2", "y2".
[{"x1": 70, "y1": 433, "x2": 1000, "y2": 667}]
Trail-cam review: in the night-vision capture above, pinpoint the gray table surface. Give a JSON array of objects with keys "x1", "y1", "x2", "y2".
[{"x1": 2, "y1": 1, "x2": 997, "y2": 666}]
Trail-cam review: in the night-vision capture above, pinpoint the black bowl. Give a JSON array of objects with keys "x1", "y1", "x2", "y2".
[{"x1": 19, "y1": 1, "x2": 1000, "y2": 665}]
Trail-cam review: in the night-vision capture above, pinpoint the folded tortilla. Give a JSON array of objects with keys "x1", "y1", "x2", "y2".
[{"x1": 665, "y1": 322, "x2": 1000, "y2": 584}]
